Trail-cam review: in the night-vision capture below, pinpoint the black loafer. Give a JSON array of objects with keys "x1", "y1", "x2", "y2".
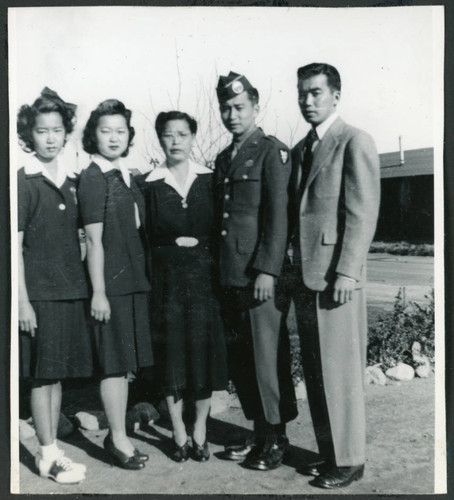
[
  {"x1": 171, "y1": 440, "x2": 189, "y2": 463},
  {"x1": 224, "y1": 435, "x2": 265, "y2": 461},
  {"x1": 243, "y1": 434, "x2": 289, "y2": 471},
  {"x1": 192, "y1": 439, "x2": 210, "y2": 462},
  {"x1": 299, "y1": 458, "x2": 330, "y2": 476},
  {"x1": 310, "y1": 464, "x2": 365, "y2": 489}
]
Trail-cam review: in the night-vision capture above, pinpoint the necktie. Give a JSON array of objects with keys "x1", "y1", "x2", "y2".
[
  {"x1": 299, "y1": 128, "x2": 318, "y2": 196},
  {"x1": 231, "y1": 143, "x2": 239, "y2": 160}
]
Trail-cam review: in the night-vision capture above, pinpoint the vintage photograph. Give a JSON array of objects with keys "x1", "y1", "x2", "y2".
[{"x1": 9, "y1": 5, "x2": 444, "y2": 495}]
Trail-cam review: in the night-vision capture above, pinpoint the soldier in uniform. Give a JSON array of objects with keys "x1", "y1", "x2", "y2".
[{"x1": 214, "y1": 71, "x2": 297, "y2": 471}]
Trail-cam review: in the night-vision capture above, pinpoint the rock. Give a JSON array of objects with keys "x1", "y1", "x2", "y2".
[
  {"x1": 294, "y1": 380, "x2": 307, "y2": 401},
  {"x1": 57, "y1": 412, "x2": 74, "y2": 438},
  {"x1": 229, "y1": 393, "x2": 243, "y2": 408},
  {"x1": 416, "y1": 364, "x2": 432, "y2": 378},
  {"x1": 365, "y1": 366, "x2": 387, "y2": 386},
  {"x1": 210, "y1": 391, "x2": 230, "y2": 416},
  {"x1": 126, "y1": 402, "x2": 160, "y2": 432},
  {"x1": 385, "y1": 363, "x2": 415, "y2": 381},
  {"x1": 19, "y1": 419, "x2": 35, "y2": 440},
  {"x1": 75, "y1": 411, "x2": 108, "y2": 431}
]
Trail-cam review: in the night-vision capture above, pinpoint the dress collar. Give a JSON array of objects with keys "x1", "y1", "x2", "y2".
[
  {"x1": 23, "y1": 153, "x2": 76, "y2": 188},
  {"x1": 145, "y1": 160, "x2": 212, "y2": 199},
  {"x1": 92, "y1": 154, "x2": 131, "y2": 187},
  {"x1": 314, "y1": 111, "x2": 339, "y2": 141}
]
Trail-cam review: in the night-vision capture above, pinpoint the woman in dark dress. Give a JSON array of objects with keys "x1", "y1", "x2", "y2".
[
  {"x1": 17, "y1": 88, "x2": 91, "y2": 484},
  {"x1": 142, "y1": 111, "x2": 227, "y2": 462},
  {"x1": 78, "y1": 99, "x2": 153, "y2": 470}
]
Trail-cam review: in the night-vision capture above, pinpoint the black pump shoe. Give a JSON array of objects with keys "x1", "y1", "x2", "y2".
[
  {"x1": 133, "y1": 448, "x2": 149, "y2": 462},
  {"x1": 171, "y1": 440, "x2": 189, "y2": 463},
  {"x1": 192, "y1": 439, "x2": 210, "y2": 462},
  {"x1": 103, "y1": 434, "x2": 145, "y2": 470}
]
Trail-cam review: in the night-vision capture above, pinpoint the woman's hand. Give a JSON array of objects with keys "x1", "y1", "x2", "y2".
[
  {"x1": 19, "y1": 300, "x2": 37, "y2": 336},
  {"x1": 254, "y1": 273, "x2": 275, "y2": 302},
  {"x1": 91, "y1": 292, "x2": 111, "y2": 323}
]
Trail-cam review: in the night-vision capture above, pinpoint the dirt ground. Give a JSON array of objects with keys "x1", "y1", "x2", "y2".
[
  {"x1": 16, "y1": 255, "x2": 438, "y2": 495},
  {"x1": 17, "y1": 376, "x2": 435, "y2": 495}
]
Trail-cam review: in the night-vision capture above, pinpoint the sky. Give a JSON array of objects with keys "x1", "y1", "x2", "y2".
[{"x1": 9, "y1": 6, "x2": 443, "y2": 171}]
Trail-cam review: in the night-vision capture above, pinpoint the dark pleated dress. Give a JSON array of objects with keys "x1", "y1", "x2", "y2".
[{"x1": 142, "y1": 165, "x2": 228, "y2": 401}]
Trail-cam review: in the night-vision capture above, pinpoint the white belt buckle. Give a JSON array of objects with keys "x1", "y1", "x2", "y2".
[{"x1": 175, "y1": 236, "x2": 199, "y2": 247}]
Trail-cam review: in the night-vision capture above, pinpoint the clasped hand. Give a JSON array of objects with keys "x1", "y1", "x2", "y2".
[
  {"x1": 332, "y1": 275, "x2": 356, "y2": 304},
  {"x1": 91, "y1": 292, "x2": 111, "y2": 322},
  {"x1": 19, "y1": 300, "x2": 37, "y2": 336},
  {"x1": 254, "y1": 273, "x2": 275, "y2": 302}
]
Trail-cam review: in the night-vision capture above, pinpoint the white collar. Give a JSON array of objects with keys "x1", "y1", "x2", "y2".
[
  {"x1": 145, "y1": 160, "x2": 212, "y2": 199},
  {"x1": 92, "y1": 154, "x2": 131, "y2": 187},
  {"x1": 314, "y1": 111, "x2": 339, "y2": 141},
  {"x1": 23, "y1": 153, "x2": 76, "y2": 188}
]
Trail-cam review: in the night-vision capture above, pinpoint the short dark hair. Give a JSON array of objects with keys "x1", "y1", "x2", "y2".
[
  {"x1": 297, "y1": 63, "x2": 341, "y2": 92},
  {"x1": 82, "y1": 99, "x2": 135, "y2": 157},
  {"x1": 155, "y1": 111, "x2": 198, "y2": 139},
  {"x1": 245, "y1": 88, "x2": 259, "y2": 105},
  {"x1": 17, "y1": 95, "x2": 76, "y2": 152}
]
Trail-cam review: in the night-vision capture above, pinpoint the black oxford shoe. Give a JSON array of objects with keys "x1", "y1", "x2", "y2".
[
  {"x1": 224, "y1": 435, "x2": 265, "y2": 461},
  {"x1": 243, "y1": 434, "x2": 289, "y2": 471},
  {"x1": 310, "y1": 464, "x2": 365, "y2": 489},
  {"x1": 299, "y1": 458, "x2": 330, "y2": 477}
]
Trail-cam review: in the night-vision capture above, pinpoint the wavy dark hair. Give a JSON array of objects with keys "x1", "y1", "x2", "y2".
[
  {"x1": 82, "y1": 99, "x2": 135, "y2": 157},
  {"x1": 17, "y1": 89, "x2": 76, "y2": 152},
  {"x1": 297, "y1": 63, "x2": 342, "y2": 92},
  {"x1": 155, "y1": 111, "x2": 198, "y2": 139}
]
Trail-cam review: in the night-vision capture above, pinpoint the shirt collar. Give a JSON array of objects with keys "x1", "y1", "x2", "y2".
[
  {"x1": 232, "y1": 125, "x2": 258, "y2": 152},
  {"x1": 314, "y1": 111, "x2": 339, "y2": 141},
  {"x1": 145, "y1": 160, "x2": 212, "y2": 199},
  {"x1": 23, "y1": 153, "x2": 76, "y2": 188},
  {"x1": 93, "y1": 154, "x2": 131, "y2": 187}
]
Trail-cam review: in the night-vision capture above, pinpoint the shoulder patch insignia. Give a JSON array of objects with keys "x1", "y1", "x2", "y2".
[{"x1": 279, "y1": 149, "x2": 289, "y2": 164}]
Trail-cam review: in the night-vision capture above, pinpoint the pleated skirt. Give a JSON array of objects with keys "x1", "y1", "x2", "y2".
[{"x1": 20, "y1": 299, "x2": 93, "y2": 380}]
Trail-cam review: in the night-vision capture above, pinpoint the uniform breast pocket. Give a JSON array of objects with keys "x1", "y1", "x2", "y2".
[{"x1": 232, "y1": 178, "x2": 261, "y2": 208}]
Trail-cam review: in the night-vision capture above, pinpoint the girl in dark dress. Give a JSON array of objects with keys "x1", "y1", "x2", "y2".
[
  {"x1": 142, "y1": 111, "x2": 227, "y2": 462},
  {"x1": 78, "y1": 100, "x2": 153, "y2": 470},
  {"x1": 18, "y1": 88, "x2": 91, "y2": 484}
]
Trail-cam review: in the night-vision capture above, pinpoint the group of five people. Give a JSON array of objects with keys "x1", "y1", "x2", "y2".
[{"x1": 18, "y1": 62, "x2": 380, "y2": 490}]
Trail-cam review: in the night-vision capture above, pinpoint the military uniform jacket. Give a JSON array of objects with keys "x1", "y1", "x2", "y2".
[{"x1": 214, "y1": 127, "x2": 291, "y2": 287}]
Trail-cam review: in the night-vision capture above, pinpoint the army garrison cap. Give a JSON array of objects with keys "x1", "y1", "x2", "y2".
[{"x1": 216, "y1": 71, "x2": 254, "y2": 102}]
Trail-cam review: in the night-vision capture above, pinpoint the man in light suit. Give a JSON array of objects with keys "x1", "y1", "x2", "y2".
[{"x1": 287, "y1": 63, "x2": 380, "y2": 489}]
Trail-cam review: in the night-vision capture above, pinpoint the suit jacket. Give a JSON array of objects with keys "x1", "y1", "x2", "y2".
[
  {"x1": 214, "y1": 127, "x2": 291, "y2": 287},
  {"x1": 289, "y1": 117, "x2": 380, "y2": 291}
]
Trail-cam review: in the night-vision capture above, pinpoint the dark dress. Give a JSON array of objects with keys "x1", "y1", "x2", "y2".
[
  {"x1": 141, "y1": 165, "x2": 228, "y2": 401},
  {"x1": 18, "y1": 163, "x2": 93, "y2": 380},
  {"x1": 78, "y1": 161, "x2": 154, "y2": 376}
]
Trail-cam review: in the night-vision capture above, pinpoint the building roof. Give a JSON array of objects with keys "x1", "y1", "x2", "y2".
[{"x1": 379, "y1": 147, "x2": 434, "y2": 179}]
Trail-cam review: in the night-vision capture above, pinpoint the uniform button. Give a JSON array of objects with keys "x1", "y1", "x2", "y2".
[
  {"x1": 221, "y1": 230, "x2": 227, "y2": 236},
  {"x1": 242, "y1": 174, "x2": 248, "y2": 180},
  {"x1": 224, "y1": 194, "x2": 230, "y2": 200},
  {"x1": 223, "y1": 212, "x2": 229, "y2": 218},
  {"x1": 182, "y1": 202, "x2": 188, "y2": 209},
  {"x1": 58, "y1": 204, "x2": 66, "y2": 211},
  {"x1": 224, "y1": 178, "x2": 230, "y2": 183}
]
